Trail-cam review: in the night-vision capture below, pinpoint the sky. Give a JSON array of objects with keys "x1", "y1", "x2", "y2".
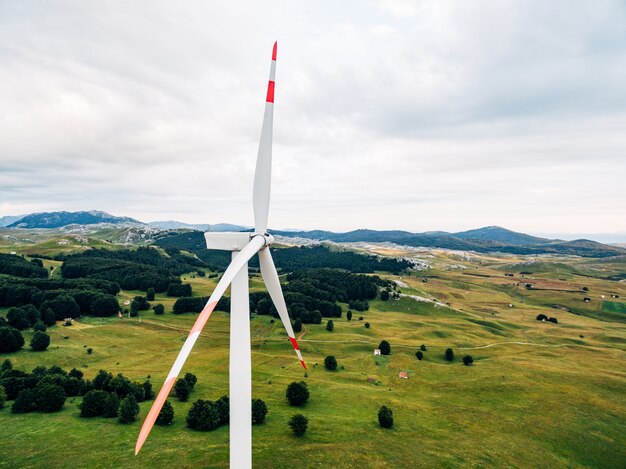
[{"x1": 1, "y1": 0, "x2": 625, "y2": 238}]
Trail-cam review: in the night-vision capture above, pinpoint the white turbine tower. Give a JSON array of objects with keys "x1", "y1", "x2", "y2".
[{"x1": 135, "y1": 42, "x2": 306, "y2": 467}]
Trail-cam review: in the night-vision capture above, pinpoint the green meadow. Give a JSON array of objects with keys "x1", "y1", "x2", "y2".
[{"x1": 0, "y1": 248, "x2": 625, "y2": 468}]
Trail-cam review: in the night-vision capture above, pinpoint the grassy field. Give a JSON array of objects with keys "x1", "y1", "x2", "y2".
[{"x1": 0, "y1": 247, "x2": 625, "y2": 468}]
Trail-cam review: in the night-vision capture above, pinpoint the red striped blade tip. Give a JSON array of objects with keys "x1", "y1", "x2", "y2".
[{"x1": 272, "y1": 41, "x2": 277, "y2": 61}]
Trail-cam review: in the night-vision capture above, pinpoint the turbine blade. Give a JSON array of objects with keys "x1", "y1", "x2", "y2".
[
  {"x1": 252, "y1": 41, "x2": 277, "y2": 234},
  {"x1": 258, "y1": 247, "x2": 306, "y2": 369},
  {"x1": 135, "y1": 235, "x2": 266, "y2": 455}
]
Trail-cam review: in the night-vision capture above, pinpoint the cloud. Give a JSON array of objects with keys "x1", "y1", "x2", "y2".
[{"x1": 0, "y1": 0, "x2": 625, "y2": 234}]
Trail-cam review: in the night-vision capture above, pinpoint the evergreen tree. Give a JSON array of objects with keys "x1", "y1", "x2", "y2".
[
  {"x1": 445, "y1": 348, "x2": 455, "y2": 362},
  {"x1": 286, "y1": 381, "x2": 309, "y2": 407},
  {"x1": 416, "y1": 351, "x2": 424, "y2": 360},
  {"x1": 378, "y1": 406, "x2": 393, "y2": 428},
  {"x1": 378, "y1": 340, "x2": 391, "y2": 355},
  {"x1": 175, "y1": 378, "x2": 190, "y2": 402},
  {"x1": 30, "y1": 331, "x2": 51, "y2": 351},
  {"x1": 11, "y1": 389, "x2": 36, "y2": 414},
  {"x1": 216, "y1": 395, "x2": 229, "y2": 425},
  {"x1": 346, "y1": 310, "x2": 352, "y2": 321},
  {"x1": 68, "y1": 368, "x2": 84, "y2": 380},
  {"x1": 324, "y1": 355, "x2": 338, "y2": 371},
  {"x1": 34, "y1": 382, "x2": 66, "y2": 412},
  {"x1": 142, "y1": 380, "x2": 155, "y2": 400},
  {"x1": 183, "y1": 372, "x2": 197, "y2": 390},
  {"x1": 288, "y1": 414, "x2": 308, "y2": 436},
  {"x1": 420, "y1": 344, "x2": 427, "y2": 351},
  {"x1": 153, "y1": 304, "x2": 165, "y2": 315},
  {"x1": 380, "y1": 290, "x2": 390, "y2": 301},
  {"x1": 463, "y1": 355, "x2": 474, "y2": 366},
  {"x1": 42, "y1": 308, "x2": 57, "y2": 327},
  {"x1": 326, "y1": 320, "x2": 334, "y2": 332},
  {"x1": 251, "y1": 399, "x2": 268, "y2": 425},
  {"x1": 186, "y1": 399, "x2": 220, "y2": 431},
  {"x1": 0, "y1": 327, "x2": 24, "y2": 352},
  {"x1": 146, "y1": 287, "x2": 155, "y2": 301},
  {"x1": 293, "y1": 318, "x2": 302, "y2": 333},
  {"x1": 103, "y1": 392, "x2": 120, "y2": 418},
  {"x1": 80, "y1": 390, "x2": 109, "y2": 417},
  {"x1": 156, "y1": 400, "x2": 174, "y2": 426},
  {"x1": 118, "y1": 395, "x2": 140, "y2": 423}
]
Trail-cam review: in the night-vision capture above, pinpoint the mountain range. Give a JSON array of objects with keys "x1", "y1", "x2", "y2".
[{"x1": 1, "y1": 210, "x2": 624, "y2": 258}]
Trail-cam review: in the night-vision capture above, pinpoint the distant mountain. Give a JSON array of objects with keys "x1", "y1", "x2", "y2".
[
  {"x1": 148, "y1": 221, "x2": 248, "y2": 232},
  {"x1": 453, "y1": 226, "x2": 551, "y2": 245},
  {"x1": 0, "y1": 215, "x2": 26, "y2": 227},
  {"x1": 8, "y1": 211, "x2": 141, "y2": 229},
  {"x1": 272, "y1": 226, "x2": 626, "y2": 258}
]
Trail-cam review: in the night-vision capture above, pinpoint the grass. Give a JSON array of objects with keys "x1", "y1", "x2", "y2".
[{"x1": 0, "y1": 250, "x2": 625, "y2": 468}]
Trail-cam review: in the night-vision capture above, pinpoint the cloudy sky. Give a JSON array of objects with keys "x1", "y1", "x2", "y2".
[{"x1": 1, "y1": 1, "x2": 625, "y2": 238}]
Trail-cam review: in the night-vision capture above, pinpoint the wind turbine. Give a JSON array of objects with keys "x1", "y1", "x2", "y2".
[{"x1": 135, "y1": 42, "x2": 306, "y2": 467}]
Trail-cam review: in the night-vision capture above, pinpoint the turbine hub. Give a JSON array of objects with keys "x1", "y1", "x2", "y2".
[{"x1": 250, "y1": 232, "x2": 274, "y2": 247}]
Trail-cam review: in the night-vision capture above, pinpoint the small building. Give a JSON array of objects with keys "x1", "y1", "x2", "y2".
[
  {"x1": 374, "y1": 349, "x2": 381, "y2": 356},
  {"x1": 398, "y1": 372, "x2": 408, "y2": 379}
]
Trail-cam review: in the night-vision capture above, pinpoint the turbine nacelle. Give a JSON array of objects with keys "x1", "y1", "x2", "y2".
[{"x1": 204, "y1": 232, "x2": 275, "y2": 252}]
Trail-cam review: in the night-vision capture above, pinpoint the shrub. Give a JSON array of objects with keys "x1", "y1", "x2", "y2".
[
  {"x1": 463, "y1": 355, "x2": 474, "y2": 366},
  {"x1": 288, "y1": 414, "x2": 308, "y2": 436},
  {"x1": 216, "y1": 395, "x2": 229, "y2": 425},
  {"x1": 364, "y1": 322, "x2": 370, "y2": 329},
  {"x1": 251, "y1": 398, "x2": 268, "y2": 425},
  {"x1": 0, "y1": 327, "x2": 24, "y2": 353},
  {"x1": 175, "y1": 378, "x2": 191, "y2": 402},
  {"x1": 30, "y1": 331, "x2": 51, "y2": 351},
  {"x1": 156, "y1": 400, "x2": 174, "y2": 426},
  {"x1": 445, "y1": 348, "x2": 455, "y2": 362},
  {"x1": 33, "y1": 321, "x2": 47, "y2": 332},
  {"x1": 11, "y1": 389, "x2": 36, "y2": 414},
  {"x1": 346, "y1": 310, "x2": 352, "y2": 321},
  {"x1": 378, "y1": 405, "x2": 393, "y2": 428},
  {"x1": 153, "y1": 304, "x2": 165, "y2": 315},
  {"x1": 118, "y1": 395, "x2": 140, "y2": 423},
  {"x1": 324, "y1": 355, "x2": 338, "y2": 371},
  {"x1": 326, "y1": 320, "x2": 334, "y2": 332},
  {"x1": 34, "y1": 382, "x2": 66, "y2": 412},
  {"x1": 548, "y1": 317, "x2": 558, "y2": 324},
  {"x1": 536, "y1": 314, "x2": 548, "y2": 321},
  {"x1": 380, "y1": 290, "x2": 390, "y2": 301},
  {"x1": 184, "y1": 372, "x2": 197, "y2": 390},
  {"x1": 286, "y1": 381, "x2": 309, "y2": 407},
  {"x1": 186, "y1": 399, "x2": 220, "y2": 431},
  {"x1": 80, "y1": 390, "x2": 109, "y2": 417},
  {"x1": 378, "y1": 340, "x2": 391, "y2": 356},
  {"x1": 420, "y1": 344, "x2": 427, "y2": 351},
  {"x1": 87, "y1": 348, "x2": 93, "y2": 354},
  {"x1": 416, "y1": 351, "x2": 424, "y2": 360}
]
